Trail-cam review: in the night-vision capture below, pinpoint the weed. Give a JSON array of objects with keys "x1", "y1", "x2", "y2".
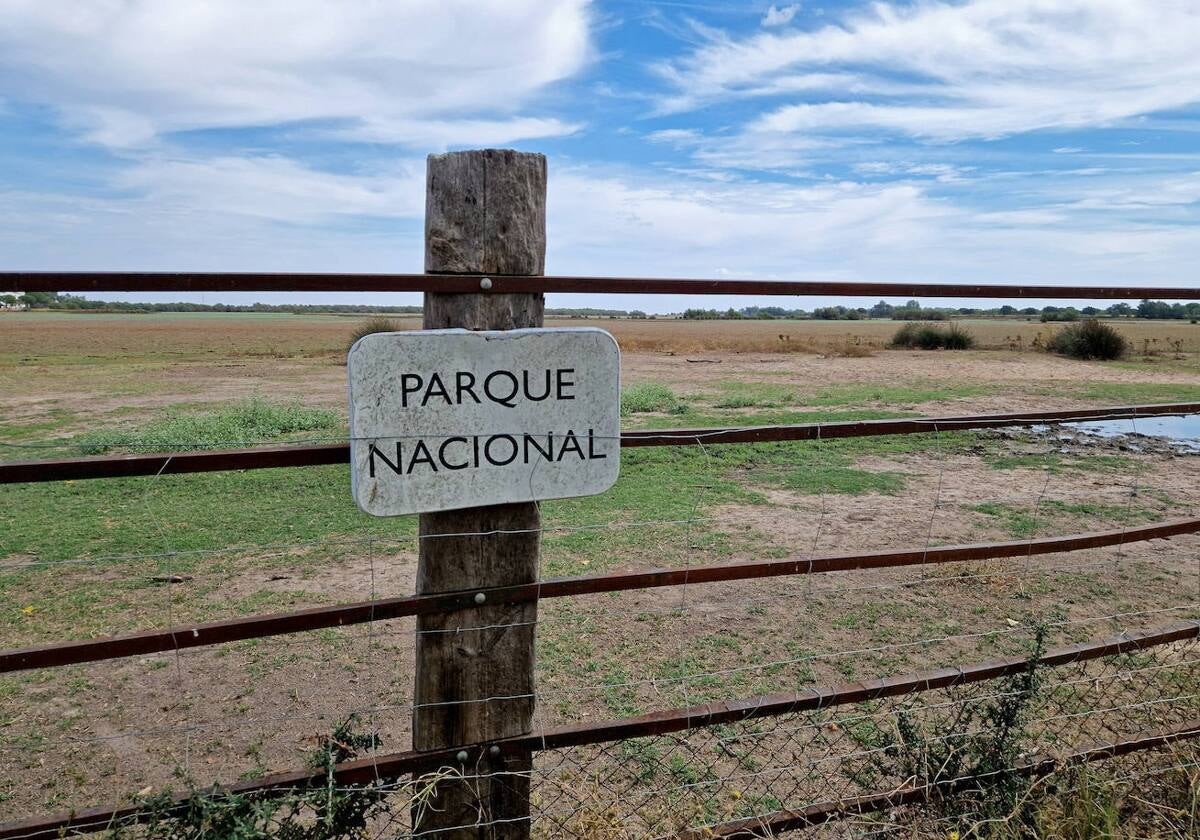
[{"x1": 110, "y1": 716, "x2": 392, "y2": 839}]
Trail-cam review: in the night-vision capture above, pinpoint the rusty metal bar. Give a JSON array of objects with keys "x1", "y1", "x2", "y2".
[
  {"x1": 3, "y1": 402, "x2": 1197, "y2": 484},
  {"x1": 4, "y1": 518, "x2": 1197, "y2": 673},
  {"x1": 4, "y1": 271, "x2": 1199, "y2": 299},
  {"x1": 683, "y1": 717, "x2": 1200, "y2": 839},
  {"x1": 2, "y1": 621, "x2": 1195, "y2": 840}
]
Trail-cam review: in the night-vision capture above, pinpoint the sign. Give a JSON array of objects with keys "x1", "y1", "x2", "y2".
[{"x1": 348, "y1": 328, "x2": 621, "y2": 516}]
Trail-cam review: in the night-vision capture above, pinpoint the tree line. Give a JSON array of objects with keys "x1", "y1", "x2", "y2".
[
  {"x1": 4, "y1": 292, "x2": 1196, "y2": 322},
  {"x1": 682, "y1": 300, "x2": 1200, "y2": 322},
  {"x1": 0, "y1": 293, "x2": 647, "y2": 319}
]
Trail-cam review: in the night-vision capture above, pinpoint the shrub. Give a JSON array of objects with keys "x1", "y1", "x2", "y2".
[
  {"x1": 348, "y1": 316, "x2": 401, "y2": 351},
  {"x1": 890, "y1": 322, "x2": 975, "y2": 350},
  {"x1": 1046, "y1": 319, "x2": 1127, "y2": 361}
]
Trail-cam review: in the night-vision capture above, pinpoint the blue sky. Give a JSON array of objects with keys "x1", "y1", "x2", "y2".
[{"x1": 1, "y1": 0, "x2": 1199, "y2": 313}]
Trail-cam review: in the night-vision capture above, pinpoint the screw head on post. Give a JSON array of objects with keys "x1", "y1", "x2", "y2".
[
  {"x1": 473, "y1": 592, "x2": 487, "y2": 605},
  {"x1": 479, "y1": 277, "x2": 492, "y2": 290},
  {"x1": 456, "y1": 750, "x2": 469, "y2": 763}
]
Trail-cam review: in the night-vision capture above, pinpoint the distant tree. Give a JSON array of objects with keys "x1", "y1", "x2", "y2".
[
  {"x1": 999, "y1": 305, "x2": 1017, "y2": 316},
  {"x1": 869, "y1": 300, "x2": 895, "y2": 318}
]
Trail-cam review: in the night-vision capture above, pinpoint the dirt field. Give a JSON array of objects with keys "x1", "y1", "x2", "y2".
[{"x1": 1, "y1": 312, "x2": 1199, "y2": 830}]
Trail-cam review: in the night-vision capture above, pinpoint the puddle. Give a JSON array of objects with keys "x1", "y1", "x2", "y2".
[{"x1": 1056, "y1": 414, "x2": 1200, "y2": 452}]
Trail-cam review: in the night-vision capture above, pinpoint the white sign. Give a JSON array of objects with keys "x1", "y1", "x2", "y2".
[{"x1": 348, "y1": 328, "x2": 621, "y2": 516}]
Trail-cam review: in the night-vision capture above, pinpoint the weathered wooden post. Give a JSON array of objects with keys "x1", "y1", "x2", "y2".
[{"x1": 414, "y1": 149, "x2": 545, "y2": 838}]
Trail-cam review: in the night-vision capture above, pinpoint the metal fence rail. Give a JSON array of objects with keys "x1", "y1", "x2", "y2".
[
  {"x1": 3, "y1": 402, "x2": 1198, "y2": 483},
  {"x1": 5, "y1": 271, "x2": 1199, "y2": 299},
  {"x1": 4, "y1": 518, "x2": 1197, "y2": 674}
]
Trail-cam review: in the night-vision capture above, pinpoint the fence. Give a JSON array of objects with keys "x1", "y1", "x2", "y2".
[{"x1": 2, "y1": 149, "x2": 1200, "y2": 839}]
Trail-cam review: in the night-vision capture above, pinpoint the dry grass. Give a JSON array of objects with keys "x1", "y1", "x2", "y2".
[{"x1": 4, "y1": 311, "x2": 1198, "y2": 360}]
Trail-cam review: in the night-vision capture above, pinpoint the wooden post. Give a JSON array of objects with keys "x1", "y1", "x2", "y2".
[{"x1": 414, "y1": 149, "x2": 546, "y2": 839}]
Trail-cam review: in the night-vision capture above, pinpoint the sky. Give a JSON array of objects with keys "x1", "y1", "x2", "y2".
[{"x1": 1, "y1": 0, "x2": 1199, "y2": 314}]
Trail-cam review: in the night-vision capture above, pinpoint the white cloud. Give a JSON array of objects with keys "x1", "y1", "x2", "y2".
[
  {"x1": 0, "y1": 0, "x2": 591, "y2": 148},
  {"x1": 114, "y1": 155, "x2": 426, "y2": 224},
  {"x1": 657, "y1": 0, "x2": 1200, "y2": 142},
  {"x1": 761, "y1": 4, "x2": 800, "y2": 28},
  {"x1": 4, "y1": 159, "x2": 1200, "y2": 311}
]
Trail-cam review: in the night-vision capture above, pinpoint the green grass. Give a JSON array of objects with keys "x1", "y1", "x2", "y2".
[
  {"x1": 705, "y1": 380, "x2": 991, "y2": 410},
  {"x1": 1055, "y1": 382, "x2": 1200, "y2": 404},
  {"x1": 971, "y1": 500, "x2": 1165, "y2": 538},
  {"x1": 73, "y1": 398, "x2": 340, "y2": 454},
  {"x1": 628, "y1": 406, "x2": 912, "y2": 430},
  {"x1": 983, "y1": 451, "x2": 1134, "y2": 474},
  {"x1": 620, "y1": 383, "x2": 687, "y2": 416}
]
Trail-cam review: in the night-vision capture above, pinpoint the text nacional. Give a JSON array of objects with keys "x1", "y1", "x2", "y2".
[{"x1": 348, "y1": 328, "x2": 621, "y2": 516}]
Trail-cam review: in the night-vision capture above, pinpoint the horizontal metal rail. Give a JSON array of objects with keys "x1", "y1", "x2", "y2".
[
  {"x1": 684, "y1": 717, "x2": 1200, "y2": 839},
  {"x1": 3, "y1": 402, "x2": 1197, "y2": 484},
  {"x1": 4, "y1": 518, "x2": 1197, "y2": 673},
  {"x1": 2, "y1": 620, "x2": 1194, "y2": 840},
  {"x1": 4, "y1": 271, "x2": 1198, "y2": 299}
]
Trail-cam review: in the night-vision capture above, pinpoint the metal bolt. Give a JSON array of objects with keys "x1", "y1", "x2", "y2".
[
  {"x1": 479, "y1": 277, "x2": 492, "y2": 290},
  {"x1": 456, "y1": 750, "x2": 469, "y2": 763},
  {"x1": 473, "y1": 592, "x2": 486, "y2": 605},
  {"x1": 489, "y1": 745, "x2": 501, "y2": 757}
]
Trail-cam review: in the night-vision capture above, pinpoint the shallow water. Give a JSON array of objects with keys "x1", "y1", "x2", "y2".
[{"x1": 1064, "y1": 414, "x2": 1200, "y2": 451}]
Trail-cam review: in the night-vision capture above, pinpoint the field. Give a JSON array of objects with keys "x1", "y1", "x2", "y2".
[{"x1": 2, "y1": 311, "x2": 1200, "y2": 833}]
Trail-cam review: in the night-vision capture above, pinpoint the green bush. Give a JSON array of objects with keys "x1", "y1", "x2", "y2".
[
  {"x1": 890, "y1": 322, "x2": 975, "y2": 350},
  {"x1": 1046, "y1": 319, "x2": 1127, "y2": 360}
]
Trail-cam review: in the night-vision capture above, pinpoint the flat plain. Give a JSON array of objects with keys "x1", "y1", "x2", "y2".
[{"x1": 2, "y1": 311, "x2": 1199, "y2": 829}]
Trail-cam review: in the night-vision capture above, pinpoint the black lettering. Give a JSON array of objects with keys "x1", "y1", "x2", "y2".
[
  {"x1": 484, "y1": 434, "x2": 518, "y2": 466},
  {"x1": 484, "y1": 371, "x2": 519, "y2": 407},
  {"x1": 421, "y1": 372, "x2": 451, "y2": 407},
  {"x1": 522, "y1": 369, "x2": 552, "y2": 401},
  {"x1": 400, "y1": 374, "x2": 423, "y2": 408},
  {"x1": 456, "y1": 371, "x2": 480, "y2": 404},
  {"x1": 472, "y1": 434, "x2": 481, "y2": 468},
  {"x1": 438, "y1": 437, "x2": 469, "y2": 470},
  {"x1": 523, "y1": 432, "x2": 553, "y2": 463},
  {"x1": 406, "y1": 439, "x2": 437, "y2": 473},
  {"x1": 556, "y1": 368, "x2": 576, "y2": 400},
  {"x1": 368, "y1": 442, "x2": 403, "y2": 478},
  {"x1": 558, "y1": 429, "x2": 585, "y2": 461},
  {"x1": 587, "y1": 428, "x2": 607, "y2": 460}
]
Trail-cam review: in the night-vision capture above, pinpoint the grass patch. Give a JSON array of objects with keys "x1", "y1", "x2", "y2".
[
  {"x1": 808, "y1": 382, "x2": 990, "y2": 406},
  {"x1": 972, "y1": 500, "x2": 1165, "y2": 538},
  {"x1": 620, "y1": 383, "x2": 686, "y2": 416},
  {"x1": 704, "y1": 380, "x2": 990, "y2": 411},
  {"x1": 1060, "y1": 382, "x2": 1200, "y2": 404},
  {"x1": 73, "y1": 398, "x2": 340, "y2": 454},
  {"x1": 983, "y1": 451, "x2": 1134, "y2": 474}
]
